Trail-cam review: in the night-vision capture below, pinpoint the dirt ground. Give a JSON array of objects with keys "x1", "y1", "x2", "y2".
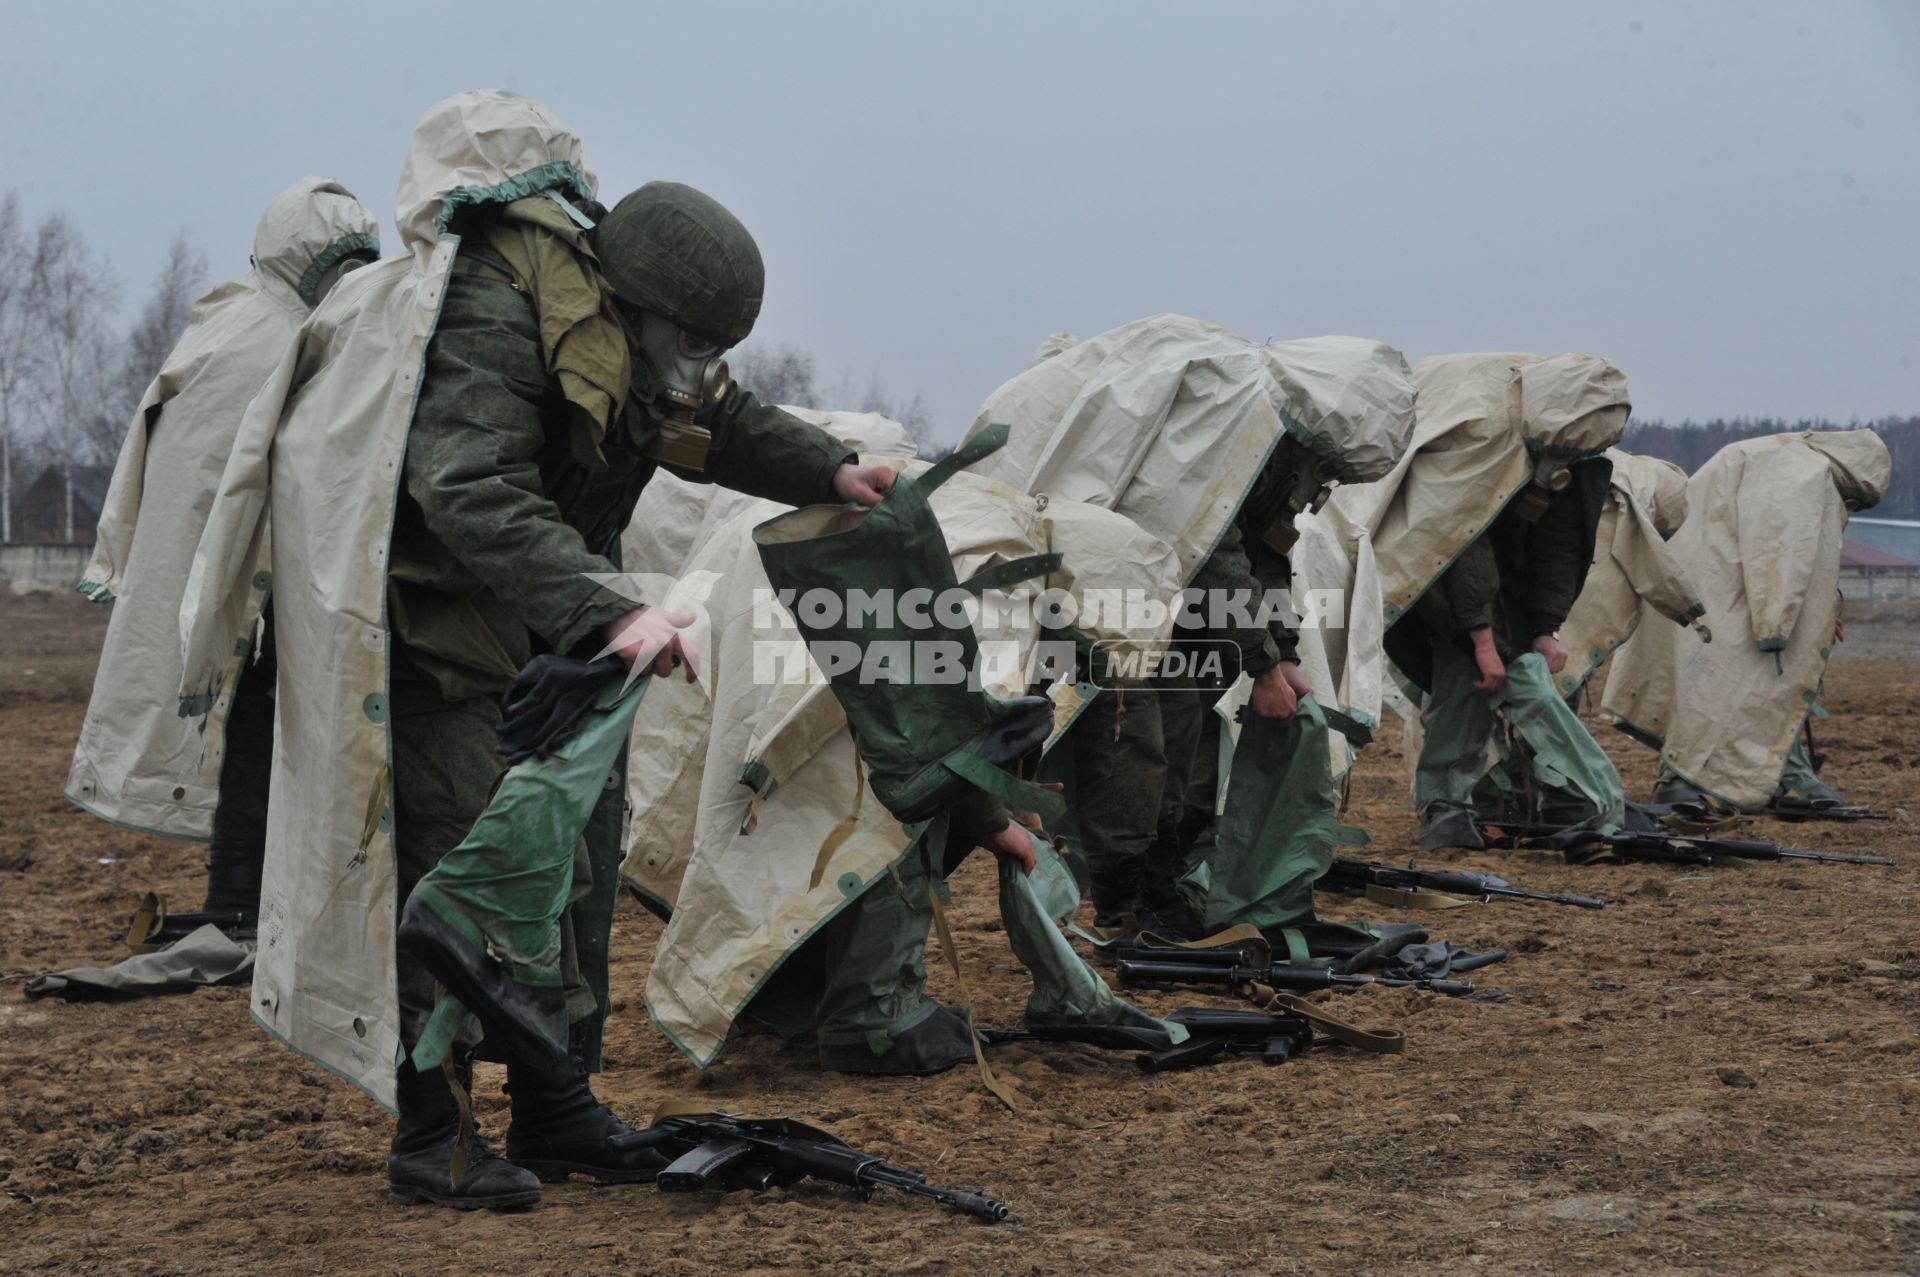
[{"x1": 2, "y1": 591, "x2": 1916, "y2": 1276}]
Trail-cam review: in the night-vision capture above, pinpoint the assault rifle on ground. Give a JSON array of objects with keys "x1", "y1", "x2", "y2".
[
  {"x1": 643, "y1": 1112, "x2": 1009, "y2": 1222},
  {"x1": 1767, "y1": 800, "x2": 1892, "y2": 825},
  {"x1": 1322, "y1": 857, "x2": 1605, "y2": 910},
  {"x1": 1477, "y1": 820, "x2": 1893, "y2": 867},
  {"x1": 1111, "y1": 944, "x2": 1475, "y2": 997},
  {"x1": 980, "y1": 1006, "x2": 1316, "y2": 1072}
]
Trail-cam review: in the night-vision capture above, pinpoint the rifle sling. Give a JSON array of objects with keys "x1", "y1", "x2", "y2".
[
  {"x1": 1241, "y1": 983, "x2": 1404, "y2": 1055},
  {"x1": 913, "y1": 842, "x2": 1100, "y2": 1130}
]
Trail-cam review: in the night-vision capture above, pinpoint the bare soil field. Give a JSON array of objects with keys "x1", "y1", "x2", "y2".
[{"x1": 2, "y1": 591, "x2": 1917, "y2": 1276}]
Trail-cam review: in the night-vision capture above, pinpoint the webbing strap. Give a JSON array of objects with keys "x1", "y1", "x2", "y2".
[
  {"x1": 918, "y1": 422, "x2": 1010, "y2": 496},
  {"x1": 957, "y1": 553, "x2": 1063, "y2": 596},
  {"x1": 125, "y1": 892, "x2": 165, "y2": 954},
  {"x1": 918, "y1": 840, "x2": 1098, "y2": 1130},
  {"x1": 1132, "y1": 922, "x2": 1268, "y2": 955},
  {"x1": 808, "y1": 755, "x2": 865, "y2": 890},
  {"x1": 432, "y1": 988, "x2": 474, "y2": 1189},
  {"x1": 1362, "y1": 883, "x2": 1478, "y2": 911},
  {"x1": 1244, "y1": 983, "x2": 1404, "y2": 1055},
  {"x1": 943, "y1": 751, "x2": 1068, "y2": 824}
]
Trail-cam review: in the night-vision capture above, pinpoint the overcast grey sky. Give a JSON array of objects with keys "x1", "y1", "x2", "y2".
[{"x1": 2, "y1": 0, "x2": 1914, "y2": 441}]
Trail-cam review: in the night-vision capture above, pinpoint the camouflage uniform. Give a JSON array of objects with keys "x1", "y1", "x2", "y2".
[
  {"x1": 388, "y1": 227, "x2": 850, "y2": 1057},
  {"x1": 1388, "y1": 466, "x2": 1627, "y2": 841}
]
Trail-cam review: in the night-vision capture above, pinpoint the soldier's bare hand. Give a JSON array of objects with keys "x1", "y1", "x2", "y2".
[
  {"x1": 833, "y1": 462, "x2": 896, "y2": 507},
  {"x1": 1470, "y1": 627, "x2": 1506, "y2": 694},
  {"x1": 981, "y1": 820, "x2": 1037, "y2": 875},
  {"x1": 603, "y1": 606, "x2": 700, "y2": 682},
  {"x1": 1251, "y1": 665, "x2": 1298, "y2": 721},
  {"x1": 1531, "y1": 634, "x2": 1568, "y2": 675},
  {"x1": 1278, "y1": 660, "x2": 1313, "y2": 701}
]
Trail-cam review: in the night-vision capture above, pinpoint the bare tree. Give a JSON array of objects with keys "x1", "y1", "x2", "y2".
[
  {"x1": 24, "y1": 211, "x2": 122, "y2": 478},
  {"x1": 120, "y1": 234, "x2": 207, "y2": 409},
  {"x1": 729, "y1": 341, "x2": 819, "y2": 408},
  {"x1": 0, "y1": 193, "x2": 26, "y2": 539}
]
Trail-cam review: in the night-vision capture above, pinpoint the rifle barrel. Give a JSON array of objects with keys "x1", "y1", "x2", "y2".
[{"x1": 1114, "y1": 958, "x2": 1473, "y2": 997}]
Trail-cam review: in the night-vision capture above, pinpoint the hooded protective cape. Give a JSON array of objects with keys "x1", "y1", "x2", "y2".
[
  {"x1": 961, "y1": 315, "x2": 1416, "y2": 760},
  {"x1": 66, "y1": 179, "x2": 378, "y2": 838},
  {"x1": 1554, "y1": 449, "x2": 1707, "y2": 699},
  {"x1": 619, "y1": 452, "x2": 1182, "y2": 1066},
  {"x1": 178, "y1": 91, "x2": 596, "y2": 1108},
  {"x1": 1601, "y1": 430, "x2": 1891, "y2": 808},
  {"x1": 1328, "y1": 352, "x2": 1632, "y2": 632}
]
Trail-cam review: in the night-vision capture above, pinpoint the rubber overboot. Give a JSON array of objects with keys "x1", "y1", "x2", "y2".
[
  {"x1": 388, "y1": 1059, "x2": 541, "y2": 1211},
  {"x1": 752, "y1": 423, "x2": 1065, "y2": 827},
  {"x1": 504, "y1": 1031, "x2": 666, "y2": 1184},
  {"x1": 1774, "y1": 779, "x2": 1844, "y2": 811},
  {"x1": 1416, "y1": 810, "x2": 1485, "y2": 852},
  {"x1": 818, "y1": 1003, "x2": 978, "y2": 1076},
  {"x1": 396, "y1": 895, "x2": 570, "y2": 1070},
  {"x1": 1651, "y1": 773, "x2": 1706, "y2": 806}
]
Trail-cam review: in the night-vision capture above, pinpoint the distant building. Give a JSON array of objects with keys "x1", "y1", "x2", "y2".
[
  {"x1": 7, "y1": 464, "x2": 110, "y2": 545},
  {"x1": 1847, "y1": 517, "x2": 1920, "y2": 565},
  {"x1": 1840, "y1": 537, "x2": 1919, "y2": 602}
]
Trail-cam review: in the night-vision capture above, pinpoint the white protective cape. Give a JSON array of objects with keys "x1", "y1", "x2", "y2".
[
  {"x1": 1326, "y1": 352, "x2": 1632, "y2": 629},
  {"x1": 620, "y1": 458, "x2": 1183, "y2": 1066},
  {"x1": 1553, "y1": 449, "x2": 1707, "y2": 699},
  {"x1": 1601, "y1": 430, "x2": 1892, "y2": 807},
  {"x1": 66, "y1": 179, "x2": 378, "y2": 838},
  {"x1": 961, "y1": 315, "x2": 1417, "y2": 766},
  {"x1": 178, "y1": 91, "x2": 597, "y2": 1108}
]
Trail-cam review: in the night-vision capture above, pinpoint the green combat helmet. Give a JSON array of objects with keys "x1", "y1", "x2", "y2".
[
  {"x1": 595, "y1": 181, "x2": 766, "y2": 469},
  {"x1": 595, "y1": 180, "x2": 764, "y2": 344}
]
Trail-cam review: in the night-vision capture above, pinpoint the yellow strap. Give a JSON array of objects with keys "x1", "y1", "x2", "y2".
[
  {"x1": 124, "y1": 891, "x2": 165, "y2": 954},
  {"x1": 808, "y1": 755, "x2": 864, "y2": 890},
  {"x1": 919, "y1": 842, "x2": 1099, "y2": 1130},
  {"x1": 1243, "y1": 982, "x2": 1405, "y2": 1055},
  {"x1": 1131, "y1": 922, "x2": 1271, "y2": 955},
  {"x1": 433, "y1": 987, "x2": 473, "y2": 1189},
  {"x1": 650, "y1": 1099, "x2": 722, "y2": 1123},
  {"x1": 1362, "y1": 883, "x2": 1478, "y2": 911}
]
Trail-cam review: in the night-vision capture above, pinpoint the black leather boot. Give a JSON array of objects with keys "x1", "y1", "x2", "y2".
[
  {"x1": 1137, "y1": 819, "x2": 1203, "y2": 940},
  {"x1": 504, "y1": 1030, "x2": 666, "y2": 1184},
  {"x1": 1087, "y1": 858, "x2": 1143, "y2": 931},
  {"x1": 388, "y1": 1058, "x2": 542, "y2": 1210},
  {"x1": 201, "y1": 839, "x2": 265, "y2": 916}
]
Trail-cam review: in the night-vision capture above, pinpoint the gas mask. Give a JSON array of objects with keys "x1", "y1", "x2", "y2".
[
  {"x1": 311, "y1": 253, "x2": 373, "y2": 305},
  {"x1": 631, "y1": 310, "x2": 732, "y2": 470},
  {"x1": 1512, "y1": 452, "x2": 1573, "y2": 522},
  {"x1": 1259, "y1": 445, "x2": 1340, "y2": 556}
]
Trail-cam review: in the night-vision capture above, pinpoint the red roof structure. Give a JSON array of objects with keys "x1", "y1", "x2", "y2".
[{"x1": 1841, "y1": 539, "x2": 1919, "y2": 569}]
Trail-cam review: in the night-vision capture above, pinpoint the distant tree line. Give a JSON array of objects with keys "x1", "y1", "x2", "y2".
[
  {"x1": 1623, "y1": 416, "x2": 1918, "y2": 520},
  {"x1": 729, "y1": 342, "x2": 947, "y2": 457},
  {"x1": 1, "y1": 190, "x2": 207, "y2": 539}
]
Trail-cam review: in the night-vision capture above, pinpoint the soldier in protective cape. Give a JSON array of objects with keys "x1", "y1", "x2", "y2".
[
  {"x1": 1602, "y1": 429, "x2": 1891, "y2": 812},
  {"x1": 1433, "y1": 448, "x2": 1711, "y2": 823},
  {"x1": 70, "y1": 177, "x2": 379, "y2": 937},
  {"x1": 179, "y1": 91, "x2": 1035, "y2": 1211},
  {"x1": 963, "y1": 316, "x2": 1423, "y2": 959},
  {"x1": 1336, "y1": 352, "x2": 1632, "y2": 852}
]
